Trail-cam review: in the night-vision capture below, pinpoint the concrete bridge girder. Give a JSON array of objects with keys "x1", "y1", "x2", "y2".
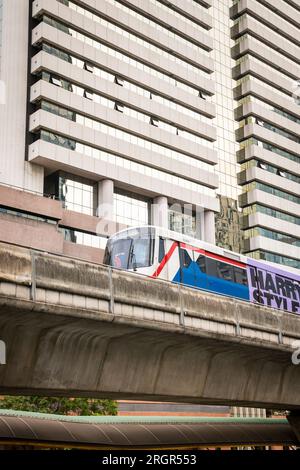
[{"x1": 0, "y1": 242, "x2": 299, "y2": 409}]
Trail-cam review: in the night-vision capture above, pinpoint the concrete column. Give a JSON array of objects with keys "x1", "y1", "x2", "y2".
[
  {"x1": 152, "y1": 196, "x2": 168, "y2": 228},
  {"x1": 287, "y1": 413, "x2": 300, "y2": 443},
  {"x1": 195, "y1": 206, "x2": 203, "y2": 240},
  {"x1": 204, "y1": 210, "x2": 216, "y2": 245},
  {"x1": 97, "y1": 179, "x2": 114, "y2": 221}
]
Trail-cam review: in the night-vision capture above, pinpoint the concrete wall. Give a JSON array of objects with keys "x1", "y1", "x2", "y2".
[
  {"x1": 0, "y1": 184, "x2": 126, "y2": 263},
  {"x1": 0, "y1": 0, "x2": 43, "y2": 192}
]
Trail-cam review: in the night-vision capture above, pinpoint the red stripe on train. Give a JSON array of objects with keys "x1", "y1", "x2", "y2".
[
  {"x1": 204, "y1": 251, "x2": 246, "y2": 269},
  {"x1": 180, "y1": 243, "x2": 246, "y2": 269},
  {"x1": 180, "y1": 243, "x2": 205, "y2": 254},
  {"x1": 151, "y1": 241, "x2": 177, "y2": 278}
]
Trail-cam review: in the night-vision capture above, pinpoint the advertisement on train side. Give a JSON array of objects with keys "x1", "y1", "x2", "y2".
[{"x1": 247, "y1": 259, "x2": 300, "y2": 314}]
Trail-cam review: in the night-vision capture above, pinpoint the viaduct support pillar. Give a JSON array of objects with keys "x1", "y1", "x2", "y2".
[{"x1": 287, "y1": 412, "x2": 300, "y2": 442}]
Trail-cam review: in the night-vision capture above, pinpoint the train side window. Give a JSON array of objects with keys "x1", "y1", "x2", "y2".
[
  {"x1": 234, "y1": 267, "x2": 248, "y2": 285},
  {"x1": 206, "y1": 257, "x2": 218, "y2": 277},
  {"x1": 180, "y1": 248, "x2": 192, "y2": 268},
  {"x1": 158, "y1": 237, "x2": 165, "y2": 262},
  {"x1": 217, "y1": 261, "x2": 234, "y2": 282},
  {"x1": 196, "y1": 255, "x2": 206, "y2": 273}
]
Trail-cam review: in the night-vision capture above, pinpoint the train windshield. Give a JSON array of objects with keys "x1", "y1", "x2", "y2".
[{"x1": 104, "y1": 227, "x2": 155, "y2": 269}]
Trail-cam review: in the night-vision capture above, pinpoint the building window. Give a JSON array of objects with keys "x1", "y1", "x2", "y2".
[
  {"x1": 60, "y1": 227, "x2": 107, "y2": 249},
  {"x1": 84, "y1": 62, "x2": 94, "y2": 73},
  {"x1": 196, "y1": 255, "x2": 206, "y2": 273},
  {"x1": 84, "y1": 90, "x2": 93, "y2": 100},
  {"x1": 216, "y1": 261, "x2": 234, "y2": 282},
  {"x1": 41, "y1": 130, "x2": 76, "y2": 151},
  {"x1": 242, "y1": 159, "x2": 300, "y2": 184},
  {"x1": 113, "y1": 189, "x2": 150, "y2": 226},
  {"x1": 60, "y1": 176, "x2": 96, "y2": 216},
  {"x1": 234, "y1": 267, "x2": 248, "y2": 286},
  {"x1": 114, "y1": 76, "x2": 124, "y2": 86},
  {"x1": 180, "y1": 249, "x2": 192, "y2": 268},
  {"x1": 243, "y1": 139, "x2": 300, "y2": 165},
  {"x1": 158, "y1": 237, "x2": 165, "y2": 262},
  {"x1": 252, "y1": 117, "x2": 300, "y2": 144},
  {"x1": 258, "y1": 162, "x2": 268, "y2": 170},
  {"x1": 0, "y1": 207, "x2": 57, "y2": 225},
  {"x1": 41, "y1": 101, "x2": 75, "y2": 121},
  {"x1": 243, "y1": 204, "x2": 300, "y2": 226},
  {"x1": 114, "y1": 102, "x2": 124, "y2": 113},
  {"x1": 277, "y1": 170, "x2": 287, "y2": 178},
  {"x1": 247, "y1": 251, "x2": 300, "y2": 270},
  {"x1": 168, "y1": 205, "x2": 196, "y2": 237},
  {"x1": 150, "y1": 117, "x2": 159, "y2": 127},
  {"x1": 244, "y1": 227, "x2": 300, "y2": 248},
  {"x1": 242, "y1": 182, "x2": 300, "y2": 205},
  {"x1": 50, "y1": 76, "x2": 62, "y2": 87},
  {"x1": 44, "y1": 171, "x2": 97, "y2": 216},
  {"x1": 42, "y1": 71, "x2": 73, "y2": 92}
]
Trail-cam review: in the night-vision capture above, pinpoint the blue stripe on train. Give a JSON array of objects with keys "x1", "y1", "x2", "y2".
[{"x1": 172, "y1": 261, "x2": 250, "y2": 301}]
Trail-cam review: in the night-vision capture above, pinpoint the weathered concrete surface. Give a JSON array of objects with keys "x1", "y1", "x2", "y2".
[{"x1": 0, "y1": 242, "x2": 300, "y2": 409}]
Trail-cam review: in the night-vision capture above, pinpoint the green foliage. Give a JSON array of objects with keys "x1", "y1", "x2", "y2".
[{"x1": 0, "y1": 396, "x2": 118, "y2": 416}]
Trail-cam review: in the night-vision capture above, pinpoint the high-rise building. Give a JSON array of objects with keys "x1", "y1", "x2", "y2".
[
  {"x1": 0, "y1": 0, "x2": 299, "y2": 271},
  {"x1": 231, "y1": 0, "x2": 300, "y2": 270},
  {"x1": 0, "y1": 0, "x2": 220, "y2": 262}
]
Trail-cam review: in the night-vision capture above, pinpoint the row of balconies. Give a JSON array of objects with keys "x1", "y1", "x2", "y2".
[{"x1": 231, "y1": 0, "x2": 300, "y2": 264}]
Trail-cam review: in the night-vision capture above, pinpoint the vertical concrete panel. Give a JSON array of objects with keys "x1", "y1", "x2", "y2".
[
  {"x1": 0, "y1": 0, "x2": 3, "y2": 77},
  {"x1": 204, "y1": 210, "x2": 216, "y2": 244},
  {"x1": 24, "y1": 162, "x2": 44, "y2": 193},
  {"x1": 97, "y1": 179, "x2": 114, "y2": 221},
  {"x1": 152, "y1": 196, "x2": 168, "y2": 228},
  {"x1": 0, "y1": 0, "x2": 43, "y2": 191}
]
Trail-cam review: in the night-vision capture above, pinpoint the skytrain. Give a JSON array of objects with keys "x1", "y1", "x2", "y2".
[{"x1": 103, "y1": 226, "x2": 300, "y2": 315}]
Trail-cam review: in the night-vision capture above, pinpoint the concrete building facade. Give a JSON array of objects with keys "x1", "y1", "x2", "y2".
[
  {"x1": 0, "y1": 0, "x2": 219, "y2": 262},
  {"x1": 231, "y1": 0, "x2": 300, "y2": 269},
  {"x1": 0, "y1": 0, "x2": 299, "y2": 271}
]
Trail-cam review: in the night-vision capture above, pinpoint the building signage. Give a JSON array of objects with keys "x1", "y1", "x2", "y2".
[{"x1": 247, "y1": 260, "x2": 300, "y2": 314}]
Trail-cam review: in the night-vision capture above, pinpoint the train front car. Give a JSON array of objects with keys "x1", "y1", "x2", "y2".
[
  {"x1": 104, "y1": 226, "x2": 251, "y2": 302},
  {"x1": 104, "y1": 225, "x2": 300, "y2": 314},
  {"x1": 103, "y1": 226, "x2": 157, "y2": 276}
]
